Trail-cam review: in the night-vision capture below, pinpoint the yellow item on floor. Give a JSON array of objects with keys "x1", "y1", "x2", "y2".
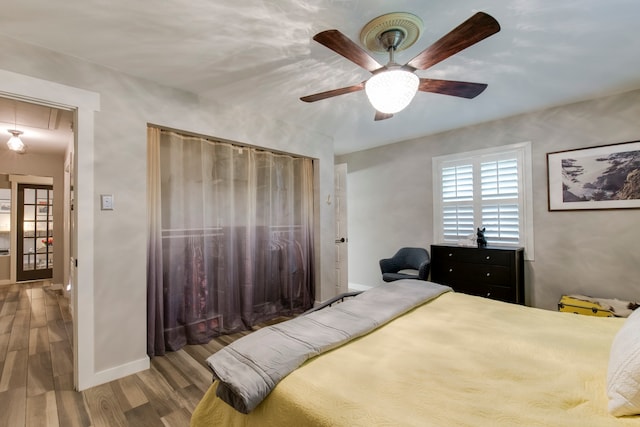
[{"x1": 558, "y1": 294, "x2": 615, "y2": 317}]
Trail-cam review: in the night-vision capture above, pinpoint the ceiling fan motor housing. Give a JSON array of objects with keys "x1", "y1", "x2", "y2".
[
  {"x1": 378, "y1": 29, "x2": 405, "y2": 52},
  {"x1": 359, "y1": 12, "x2": 424, "y2": 53}
]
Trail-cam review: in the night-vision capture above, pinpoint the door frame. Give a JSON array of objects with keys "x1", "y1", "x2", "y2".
[
  {"x1": 0, "y1": 69, "x2": 100, "y2": 390},
  {"x1": 334, "y1": 163, "x2": 348, "y2": 294}
]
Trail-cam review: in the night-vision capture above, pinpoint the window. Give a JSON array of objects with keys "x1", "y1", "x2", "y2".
[{"x1": 433, "y1": 142, "x2": 534, "y2": 259}]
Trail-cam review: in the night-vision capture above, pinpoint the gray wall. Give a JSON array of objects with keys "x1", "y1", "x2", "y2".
[
  {"x1": 0, "y1": 35, "x2": 336, "y2": 385},
  {"x1": 337, "y1": 89, "x2": 640, "y2": 310}
]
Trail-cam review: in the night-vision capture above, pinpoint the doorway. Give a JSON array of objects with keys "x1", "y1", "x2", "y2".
[
  {"x1": 0, "y1": 96, "x2": 70, "y2": 287},
  {"x1": 0, "y1": 87, "x2": 82, "y2": 386},
  {"x1": 16, "y1": 183, "x2": 54, "y2": 281},
  {"x1": 1, "y1": 69, "x2": 104, "y2": 390}
]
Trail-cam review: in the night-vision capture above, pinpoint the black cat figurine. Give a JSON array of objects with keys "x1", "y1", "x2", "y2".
[{"x1": 476, "y1": 227, "x2": 487, "y2": 248}]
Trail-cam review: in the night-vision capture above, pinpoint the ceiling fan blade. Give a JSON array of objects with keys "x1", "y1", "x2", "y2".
[
  {"x1": 313, "y1": 30, "x2": 384, "y2": 73},
  {"x1": 406, "y1": 12, "x2": 500, "y2": 71},
  {"x1": 374, "y1": 111, "x2": 394, "y2": 121},
  {"x1": 419, "y1": 78, "x2": 488, "y2": 99},
  {"x1": 300, "y1": 82, "x2": 365, "y2": 103}
]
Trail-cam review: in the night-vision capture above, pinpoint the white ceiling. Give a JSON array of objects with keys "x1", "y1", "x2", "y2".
[{"x1": 1, "y1": 0, "x2": 640, "y2": 155}]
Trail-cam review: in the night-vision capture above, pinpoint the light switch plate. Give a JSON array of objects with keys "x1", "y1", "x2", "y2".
[{"x1": 101, "y1": 194, "x2": 114, "y2": 210}]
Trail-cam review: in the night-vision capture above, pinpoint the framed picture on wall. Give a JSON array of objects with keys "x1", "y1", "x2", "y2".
[
  {"x1": 0, "y1": 200, "x2": 9, "y2": 212},
  {"x1": 547, "y1": 139, "x2": 640, "y2": 210}
]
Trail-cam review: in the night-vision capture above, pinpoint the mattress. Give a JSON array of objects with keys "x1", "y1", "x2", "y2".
[{"x1": 191, "y1": 290, "x2": 639, "y2": 426}]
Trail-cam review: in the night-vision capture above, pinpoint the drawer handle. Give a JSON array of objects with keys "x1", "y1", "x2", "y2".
[
  {"x1": 486, "y1": 292, "x2": 491, "y2": 297},
  {"x1": 486, "y1": 256, "x2": 490, "y2": 260},
  {"x1": 449, "y1": 268, "x2": 453, "y2": 272},
  {"x1": 486, "y1": 273, "x2": 491, "y2": 277},
  {"x1": 448, "y1": 253, "x2": 453, "y2": 257}
]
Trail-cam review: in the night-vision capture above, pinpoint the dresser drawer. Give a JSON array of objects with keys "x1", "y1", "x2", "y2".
[
  {"x1": 453, "y1": 282, "x2": 514, "y2": 303},
  {"x1": 432, "y1": 246, "x2": 511, "y2": 266},
  {"x1": 435, "y1": 262, "x2": 510, "y2": 286}
]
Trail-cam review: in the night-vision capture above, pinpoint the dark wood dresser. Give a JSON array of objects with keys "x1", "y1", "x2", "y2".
[{"x1": 430, "y1": 244, "x2": 525, "y2": 304}]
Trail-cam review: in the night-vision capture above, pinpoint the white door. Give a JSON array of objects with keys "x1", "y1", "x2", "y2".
[{"x1": 334, "y1": 163, "x2": 348, "y2": 294}]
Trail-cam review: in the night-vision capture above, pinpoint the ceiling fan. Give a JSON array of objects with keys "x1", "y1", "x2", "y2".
[{"x1": 300, "y1": 12, "x2": 500, "y2": 121}]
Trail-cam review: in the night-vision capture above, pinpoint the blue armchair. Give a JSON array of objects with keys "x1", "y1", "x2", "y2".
[{"x1": 379, "y1": 247, "x2": 430, "y2": 282}]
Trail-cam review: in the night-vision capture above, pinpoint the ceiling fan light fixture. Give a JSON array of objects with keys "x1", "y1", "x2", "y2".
[
  {"x1": 365, "y1": 68, "x2": 419, "y2": 114},
  {"x1": 302, "y1": 12, "x2": 500, "y2": 120},
  {"x1": 6, "y1": 129, "x2": 25, "y2": 152}
]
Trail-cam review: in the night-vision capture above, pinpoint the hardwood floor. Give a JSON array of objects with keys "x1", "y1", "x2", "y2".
[{"x1": 0, "y1": 281, "x2": 258, "y2": 427}]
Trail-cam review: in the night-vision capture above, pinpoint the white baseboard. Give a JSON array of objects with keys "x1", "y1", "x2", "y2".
[
  {"x1": 79, "y1": 356, "x2": 150, "y2": 391},
  {"x1": 348, "y1": 282, "x2": 375, "y2": 292}
]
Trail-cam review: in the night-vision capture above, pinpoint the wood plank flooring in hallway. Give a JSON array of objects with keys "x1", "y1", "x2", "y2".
[{"x1": 0, "y1": 281, "x2": 255, "y2": 427}]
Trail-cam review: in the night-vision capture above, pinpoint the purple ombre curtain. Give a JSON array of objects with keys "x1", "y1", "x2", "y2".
[{"x1": 147, "y1": 128, "x2": 314, "y2": 356}]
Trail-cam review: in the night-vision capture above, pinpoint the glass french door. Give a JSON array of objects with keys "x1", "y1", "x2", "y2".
[{"x1": 17, "y1": 184, "x2": 53, "y2": 281}]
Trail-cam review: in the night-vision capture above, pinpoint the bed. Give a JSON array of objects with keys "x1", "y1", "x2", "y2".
[{"x1": 191, "y1": 280, "x2": 640, "y2": 426}]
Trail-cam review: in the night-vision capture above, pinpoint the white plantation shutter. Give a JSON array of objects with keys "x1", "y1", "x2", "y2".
[
  {"x1": 480, "y1": 159, "x2": 520, "y2": 244},
  {"x1": 441, "y1": 164, "x2": 474, "y2": 240},
  {"x1": 481, "y1": 204, "x2": 519, "y2": 243},
  {"x1": 481, "y1": 159, "x2": 518, "y2": 200},
  {"x1": 433, "y1": 142, "x2": 533, "y2": 258},
  {"x1": 442, "y1": 165, "x2": 473, "y2": 200},
  {"x1": 443, "y1": 204, "x2": 474, "y2": 240}
]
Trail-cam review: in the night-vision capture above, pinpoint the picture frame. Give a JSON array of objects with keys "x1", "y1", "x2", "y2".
[
  {"x1": 547, "y1": 140, "x2": 640, "y2": 211},
  {"x1": 0, "y1": 200, "x2": 9, "y2": 212}
]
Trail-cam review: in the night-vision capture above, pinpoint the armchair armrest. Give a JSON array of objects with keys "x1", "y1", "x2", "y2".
[
  {"x1": 379, "y1": 258, "x2": 400, "y2": 274},
  {"x1": 418, "y1": 260, "x2": 431, "y2": 281}
]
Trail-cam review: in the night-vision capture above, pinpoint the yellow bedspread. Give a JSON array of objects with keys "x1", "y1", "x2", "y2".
[{"x1": 191, "y1": 291, "x2": 640, "y2": 426}]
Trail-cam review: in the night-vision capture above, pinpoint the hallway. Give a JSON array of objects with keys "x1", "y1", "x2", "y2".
[
  {"x1": 0, "y1": 281, "x2": 210, "y2": 427},
  {"x1": 0, "y1": 281, "x2": 224, "y2": 426},
  {"x1": 0, "y1": 280, "x2": 80, "y2": 425}
]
